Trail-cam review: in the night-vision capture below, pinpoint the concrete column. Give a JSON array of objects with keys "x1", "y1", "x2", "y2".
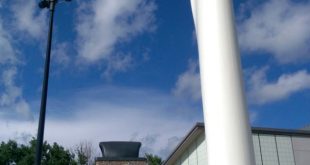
[{"x1": 190, "y1": 0, "x2": 255, "y2": 165}]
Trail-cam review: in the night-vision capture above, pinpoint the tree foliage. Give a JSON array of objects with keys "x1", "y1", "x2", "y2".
[
  {"x1": 0, "y1": 138, "x2": 77, "y2": 165},
  {"x1": 145, "y1": 153, "x2": 163, "y2": 165},
  {"x1": 75, "y1": 141, "x2": 95, "y2": 165}
]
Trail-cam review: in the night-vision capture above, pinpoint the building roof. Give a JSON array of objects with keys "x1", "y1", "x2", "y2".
[{"x1": 164, "y1": 123, "x2": 310, "y2": 165}]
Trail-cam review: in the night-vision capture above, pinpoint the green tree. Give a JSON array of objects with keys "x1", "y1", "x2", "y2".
[
  {"x1": 0, "y1": 140, "x2": 20, "y2": 164},
  {"x1": 42, "y1": 142, "x2": 77, "y2": 165},
  {"x1": 76, "y1": 148, "x2": 88, "y2": 165},
  {"x1": 0, "y1": 138, "x2": 77, "y2": 165},
  {"x1": 145, "y1": 153, "x2": 163, "y2": 165}
]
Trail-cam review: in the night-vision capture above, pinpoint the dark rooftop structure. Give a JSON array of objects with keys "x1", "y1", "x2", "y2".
[{"x1": 95, "y1": 141, "x2": 147, "y2": 165}]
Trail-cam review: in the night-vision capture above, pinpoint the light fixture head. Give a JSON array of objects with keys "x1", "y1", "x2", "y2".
[{"x1": 38, "y1": 0, "x2": 50, "y2": 9}]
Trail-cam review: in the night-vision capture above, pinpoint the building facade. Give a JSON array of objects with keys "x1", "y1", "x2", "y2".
[{"x1": 164, "y1": 123, "x2": 310, "y2": 165}]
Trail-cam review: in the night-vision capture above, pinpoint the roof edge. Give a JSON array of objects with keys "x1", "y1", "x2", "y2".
[
  {"x1": 163, "y1": 122, "x2": 204, "y2": 165},
  {"x1": 163, "y1": 123, "x2": 310, "y2": 165}
]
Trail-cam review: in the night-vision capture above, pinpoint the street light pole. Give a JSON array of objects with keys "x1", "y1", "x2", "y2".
[{"x1": 35, "y1": 0, "x2": 70, "y2": 164}]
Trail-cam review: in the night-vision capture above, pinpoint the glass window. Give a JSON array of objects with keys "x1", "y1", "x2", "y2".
[
  {"x1": 188, "y1": 140, "x2": 198, "y2": 165},
  {"x1": 196, "y1": 134, "x2": 207, "y2": 165},
  {"x1": 276, "y1": 136, "x2": 295, "y2": 165},
  {"x1": 252, "y1": 134, "x2": 263, "y2": 165},
  {"x1": 260, "y1": 134, "x2": 279, "y2": 165}
]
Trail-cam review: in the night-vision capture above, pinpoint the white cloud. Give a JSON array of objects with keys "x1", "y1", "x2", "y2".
[
  {"x1": 0, "y1": 86, "x2": 201, "y2": 159},
  {"x1": 238, "y1": 0, "x2": 310, "y2": 63},
  {"x1": 0, "y1": 0, "x2": 42, "y2": 120},
  {"x1": 173, "y1": 60, "x2": 201, "y2": 102},
  {"x1": 248, "y1": 67, "x2": 310, "y2": 104},
  {"x1": 0, "y1": 68, "x2": 33, "y2": 120},
  {"x1": 0, "y1": 68, "x2": 21, "y2": 106},
  {"x1": 0, "y1": 0, "x2": 44, "y2": 121},
  {"x1": 0, "y1": 19, "x2": 16, "y2": 64},
  {"x1": 0, "y1": 120, "x2": 36, "y2": 144},
  {"x1": 75, "y1": 0, "x2": 156, "y2": 67},
  {"x1": 0, "y1": 16, "x2": 32, "y2": 120},
  {"x1": 10, "y1": 0, "x2": 46, "y2": 39}
]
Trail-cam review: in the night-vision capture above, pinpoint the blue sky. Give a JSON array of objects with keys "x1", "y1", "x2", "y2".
[{"x1": 0, "y1": 0, "x2": 310, "y2": 158}]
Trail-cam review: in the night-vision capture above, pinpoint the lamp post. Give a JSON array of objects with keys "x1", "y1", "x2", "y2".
[{"x1": 35, "y1": 0, "x2": 71, "y2": 165}]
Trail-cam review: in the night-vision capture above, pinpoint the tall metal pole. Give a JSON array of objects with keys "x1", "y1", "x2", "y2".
[
  {"x1": 35, "y1": 1, "x2": 56, "y2": 164},
  {"x1": 190, "y1": 0, "x2": 255, "y2": 165}
]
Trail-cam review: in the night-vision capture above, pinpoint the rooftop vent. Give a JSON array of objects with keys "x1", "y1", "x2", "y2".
[{"x1": 99, "y1": 141, "x2": 141, "y2": 158}]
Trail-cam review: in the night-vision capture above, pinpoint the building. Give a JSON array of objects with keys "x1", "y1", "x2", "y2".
[{"x1": 164, "y1": 123, "x2": 310, "y2": 165}]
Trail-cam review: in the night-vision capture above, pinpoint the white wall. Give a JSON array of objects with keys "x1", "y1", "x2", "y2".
[
  {"x1": 172, "y1": 133, "x2": 301, "y2": 165},
  {"x1": 292, "y1": 137, "x2": 310, "y2": 165}
]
